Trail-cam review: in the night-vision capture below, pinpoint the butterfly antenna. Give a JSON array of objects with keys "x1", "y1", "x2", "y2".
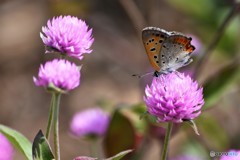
[{"x1": 132, "y1": 71, "x2": 154, "y2": 78}]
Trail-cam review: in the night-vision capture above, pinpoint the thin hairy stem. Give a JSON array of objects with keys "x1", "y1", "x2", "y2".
[
  {"x1": 53, "y1": 93, "x2": 61, "y2": 160},
  {"x1": 161, "y1": 122, "x2": 173, "y2": 160},
  {"x1": 45, "y1": 95, "x2": 54, "y2": 140},
  {"x1": 194, "y1": 4, "x2": 240, "y2": 78},
  {"x1": 119, "y1": 0, "x2": 147, "y2": 34}
]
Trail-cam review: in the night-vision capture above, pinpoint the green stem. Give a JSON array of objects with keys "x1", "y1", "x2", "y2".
[
  {"x1": 161, "y1": 122, "x2": 173, "y2": 160},
  {"x1": 193, "y1": 4, "x2": 239, "y2": 78},
  {"x1": 45, "y1": 95, "x2": 54, "y2": 140},
  {"x1": 53, "y1": 93, "x2": 61, "y2": 160},
  {"x1": 89, "y1": 139, "x2": 98, "y2": 157}
]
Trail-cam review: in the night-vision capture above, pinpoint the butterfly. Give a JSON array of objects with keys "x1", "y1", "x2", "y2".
[{"x1": 137, "y1": 27, "x2": 195, "y2": 77}]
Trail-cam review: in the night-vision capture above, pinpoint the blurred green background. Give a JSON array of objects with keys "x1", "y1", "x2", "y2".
[{"x1": 0, "y1": 0, "x2": 239, "y2": 159}]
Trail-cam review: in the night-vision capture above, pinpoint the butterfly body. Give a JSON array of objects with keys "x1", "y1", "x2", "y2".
[{"x1": 142, "y1": 27, "x2": 195, "y2": 76}]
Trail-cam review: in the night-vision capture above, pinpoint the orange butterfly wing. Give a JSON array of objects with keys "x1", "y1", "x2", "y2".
[
  {"x1": 170, "y1": 35, "x2": 195, "y2": 53},
  {"x1": 142, "y1": 27, "x2": 169, "y2": 72}
]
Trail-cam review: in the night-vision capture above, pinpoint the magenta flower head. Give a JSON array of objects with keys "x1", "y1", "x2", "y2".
[
  {"x1": 40, "y1": 15, "x2": 94, "y2": 60},
  {"x1": 33, "y1": 59, "x2": 80, "y2": 92},
  {"x1": 144, "y1": 72, "x2": 204, "y2": 123},
  {"x1": 0, "y1": 133, "x2": 14, "y2": 160},
  {"x1": 219, "y1": 150, "x2": 240, "y2": 160},
  {"x1": 70, "y1": 108, "x2": 110, "y2": 138}
]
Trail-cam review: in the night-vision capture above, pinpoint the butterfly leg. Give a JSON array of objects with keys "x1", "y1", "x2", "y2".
[
  {"x1": 183, "y1": 58, "x2": 193, "y2": 66},
  {"x1": 153, "y1": 71, "x2": 160, "y2": 77}
]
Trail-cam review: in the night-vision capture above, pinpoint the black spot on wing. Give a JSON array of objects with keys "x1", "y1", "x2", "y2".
[
  {"x1": 150, "y1": 48, "x2": 156, "y2": 51},
  {"x1": 148, "y1": 38, "x2": 155, "y2": 43}
]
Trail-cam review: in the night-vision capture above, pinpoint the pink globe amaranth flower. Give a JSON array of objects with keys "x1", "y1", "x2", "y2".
[
  {"x1": 33, "y1": 59, "x2": 80, "y2": 91},
  {"x1": 0, "y1": 133, "x2": 14, "y2": 160},
  {"x1": 70, "y1": 108, "x2": 110, "y2": 137},
  {"x1": 144, "y1": 72, "x2": 204, "y2": 123},
  {"x1": 220, "y1": 150, "x2": 240, "y2": 160},
  {"x1": 179, "y1": 67, "x2": 194, "y2": 77},
  {"x1": 40, "y1": 15, "x2": 94, "y2": 60}
]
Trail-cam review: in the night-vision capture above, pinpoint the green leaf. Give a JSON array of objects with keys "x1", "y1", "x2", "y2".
[
  {"x1": 130, "y1": 103, "x2": 146, "y2": 114},
  {"x1": 203, "y1": 60, "x2": 240, "y2": 109},
  {"x1": 130, "y1": 103, "x2": 157, "y2": 124},
  {"x1": 103, "y1": 109, "x2": 134, "y2": 158},
  {"x1": 73, "y1": 150, "x2": 132, "y2": 160},
  {"x1": 139, "y1": 111, "x2": 149, "y2": 120},
  {"x1": 126, "y1": 103, "x2": 149, "y2": 135},
  {"x1": 105, "y1": 150, "x2": 132, "y2": 160},
  {"x1": 32, "y1": 130, "x2": 54, "y2": 160},
  {"x1": 0, "y1": 124, "x2": 32, "y2": 160}
]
